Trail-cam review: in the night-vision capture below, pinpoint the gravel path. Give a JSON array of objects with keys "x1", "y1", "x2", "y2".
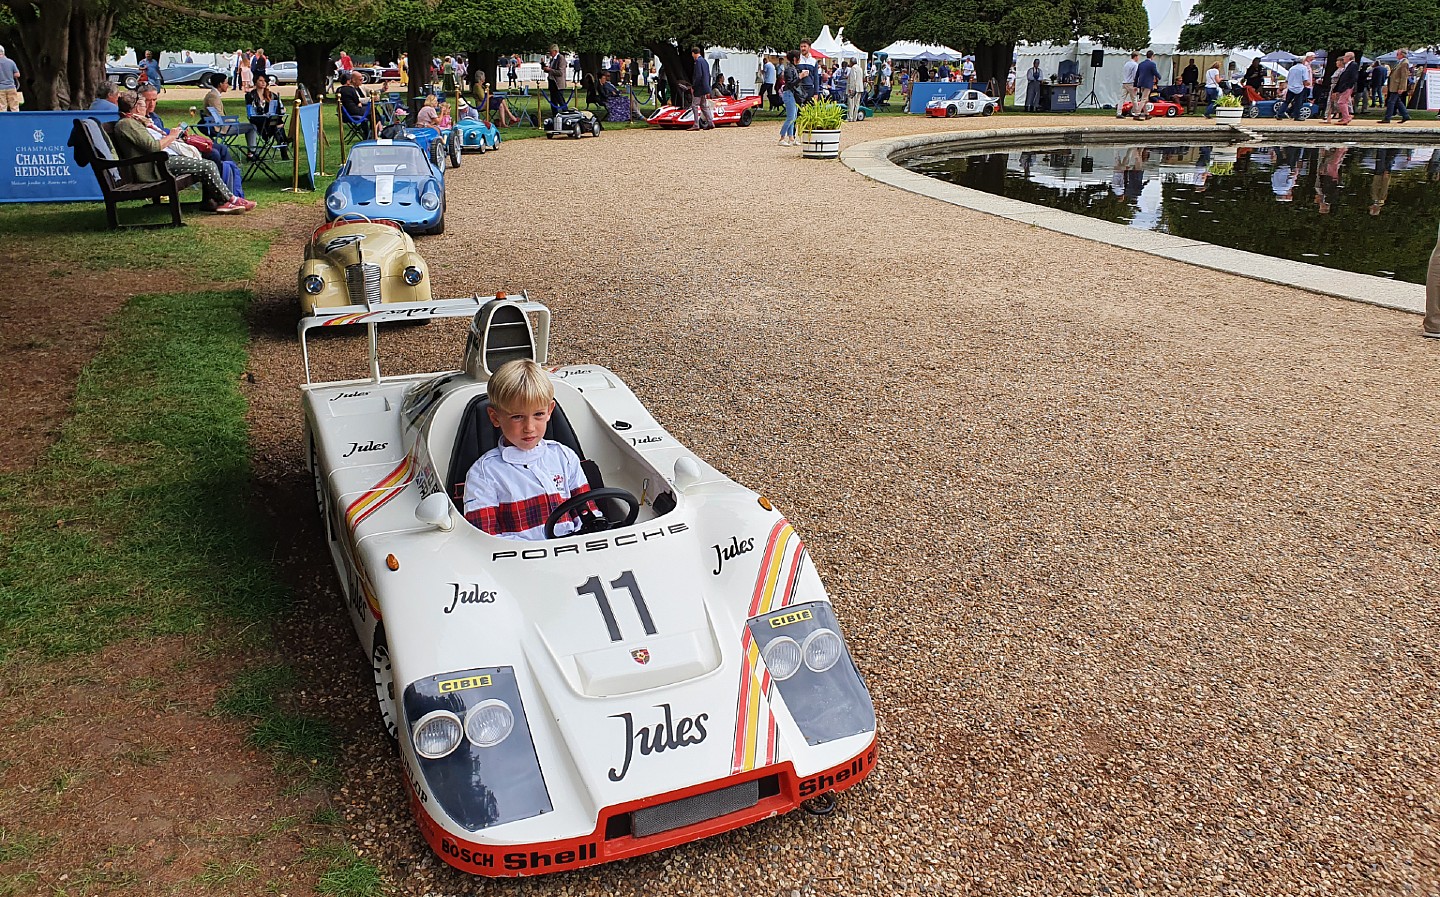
[{"x1": 244, "y1": 112, "x2": 1440, "y2": 896}]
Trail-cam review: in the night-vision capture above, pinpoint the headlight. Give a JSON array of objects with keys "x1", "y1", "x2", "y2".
[
  {"x1": 402, "y1": 265, "x2": 424, "y2": 286},
  {"x1": 419, "y1": 186, "x2": 440, "y2": 210},
  {"x1": 325, "y1": 191, "x2": 347, "y2": 213},
  {"x1": 465, "y1": 699, "x2": 515, "y2": 748},
  {"x1": 802, "y1": 628, "x2": 843, "y2": 673},
  {"x1": 302, "y1": 274, "x2": 325, "y2": 294},
  {"x1": 761, "y1": 636, "x2": 803, "y2": 681},
  {"x1": 413, "y1": 709, "x2": 463, "y2": 759}
]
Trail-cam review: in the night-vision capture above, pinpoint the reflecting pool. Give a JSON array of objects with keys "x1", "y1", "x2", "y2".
[{"x1": 906, "y1": 142, "x2": 1440, "y2": 284}]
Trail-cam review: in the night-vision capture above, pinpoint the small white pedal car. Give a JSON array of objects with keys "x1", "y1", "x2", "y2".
[{"x1": 301, "y1": 297, "x2": 877, "y2": 876}]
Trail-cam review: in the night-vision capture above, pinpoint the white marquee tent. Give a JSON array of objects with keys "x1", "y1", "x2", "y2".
[
  {"x1": 876, "y1": 40, "x2": 963, "y2": 62},
  {"x1": 813, "y1": 26, "x2": 869, "y2": 61}
]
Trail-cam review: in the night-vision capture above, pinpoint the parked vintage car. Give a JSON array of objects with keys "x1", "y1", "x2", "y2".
[
  {"x1": 543, "y1": 109, "x2": 602, "y2": 138},
  {"x1": 297, "y1": 217, "x2": 431, "y2": 317},
  {"x1": 647, "y1": 94, "x2": 762, "y2": 128},
  {"x1": 300, "y1": 295, "x2": 878, "y2": 876},
  {"x1": 1120, "y1": 98, "x2": 1187, "y2": 117},
  {"x1": 924, "y1": 88, "x2": 1000, "y2": 118},
  {"x1": 456, "y1": 118, "x2": 502, "y2": 153},
  {"x1": 325, "y1": 137, "x2": 447, "y2": 235},
  {"x1": 268, "y1": 61, "x2": 299, "y2": 84}
]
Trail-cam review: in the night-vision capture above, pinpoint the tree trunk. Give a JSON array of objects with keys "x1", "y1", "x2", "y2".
[
  {"x1": 648, "y1": 42, "x2": 689, "y2": 109},
  {"x1": 295, "y1": 42, "x2": 336, "y2": 103},
  {"x1": 468, "y1": 48, "x2": 499, "y2": 99},
  {"x1": 578, "y1": 51, "x2": 602, "y2": 84},
  {"x1": 406, "y1": 33, "x2": 435, "y2": 121},
  {"x1": 4, "y1": 0, "x2": 117, "y2": 110},
  {"x1": 974, "y1": 41, "x2": 1014, "y2": 110}
]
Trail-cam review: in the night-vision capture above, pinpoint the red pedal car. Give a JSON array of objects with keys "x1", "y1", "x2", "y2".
[
  {"x1": 648, "y1": 94, "x2": 762, "y2": 128},
  {"x1": 1120, "y1": 98, "x2": 1186, "y2": 117}
]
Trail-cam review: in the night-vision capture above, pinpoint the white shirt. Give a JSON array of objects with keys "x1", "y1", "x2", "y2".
[
  {"x1": 1205, "y1": 67, "x2": 1221, "y2": 89},
  {"x1": 1121, "y1": 59, "x2": 1139, "y2": 86},
  {"x1": 1286, "y1": 62, "x2": 1311, "y2": 92},
  {"x1": 463, "y1": 439, "x2": 588, "y2": 541}
]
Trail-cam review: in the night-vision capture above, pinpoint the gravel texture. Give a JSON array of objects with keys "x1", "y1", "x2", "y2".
[{"x1": 243, "y1": 112, "x2": 1440, "y2": 896}]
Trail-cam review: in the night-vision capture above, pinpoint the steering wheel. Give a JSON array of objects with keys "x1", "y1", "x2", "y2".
[
  {"x1": 311, "y1": 213, "x2": 373, "y2": 242},
  {"x1": 544, "y1": 487, "x2": 640, "y2": 540}
]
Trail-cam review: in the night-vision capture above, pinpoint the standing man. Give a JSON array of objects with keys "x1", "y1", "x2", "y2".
[
  {"x1": 1132, "y1": 50, "x2": 1159, "y2": 119},
  {"x1": 797, "y1": 40, "x2": 821, "y2": 98},
  {"x1": 1181, "y1": 58, "x2": 1199, "y2": 93},
  {"x1": 1369, "y1": 59, "x2": 1388, "y2": 113},
  {"x1": 542, "y1": 44, "x2": 566, "y2": 111},
  {"x1": 1331, "y1": 51, "x2": 1358, "y2": 124},
  {"x1": 252, "y1": 48, "x2": 268, "y2": 82},
  {"x1": 1024, "y1": 59, "x2": 1043, "y2": 111},
  {"x1": 1117, "y1": 51, "x2": 1139, "y2": 118},
  {"x1": 760, "y1": 55, "x2": 776, "y2": 107},
  {"x1": 1381, "y1": 49, "x2": 1411, "y2": 123},
  {"x1": 1276, "y1": 51, "x2": 1314, "y2": 119},
  {"x1": 140, "y1": 50, "x2": 163, "y2": 91},
  {"x1": 0, "y1": 45, "x2": 20, "y2": 111},
  {"x1": 845, "y1": 58, "x2": 865, "y2": 121},
  {"x1": 689, "y1": 46, "x2": 713, "y2": 130}
]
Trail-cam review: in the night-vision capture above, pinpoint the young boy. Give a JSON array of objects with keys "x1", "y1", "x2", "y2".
[{"x1": 463, "y1": 359, "x2": 591, "y2": 540}]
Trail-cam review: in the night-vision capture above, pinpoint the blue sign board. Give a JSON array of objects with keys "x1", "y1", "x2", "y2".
[{"x1": 0, "y1": 110, "x2": 119, "y2": 203}]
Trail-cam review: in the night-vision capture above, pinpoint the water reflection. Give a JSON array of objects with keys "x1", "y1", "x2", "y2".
[{"x1": 908, "y1": 143, "x2": 1440, "y2": 284}]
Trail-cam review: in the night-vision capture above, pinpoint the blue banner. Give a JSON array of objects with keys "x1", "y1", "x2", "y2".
[
  {"x1": 0, "y1": 110, "x2": 120, "y2": 203},
  {"x1": 298, "y1": 101, "x2": 321, "y2": 190}
]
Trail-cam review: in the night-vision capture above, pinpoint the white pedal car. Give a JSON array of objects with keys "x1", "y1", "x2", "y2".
[{"x1": 300, "y1": 296, "x2": 877, "y2": 876}]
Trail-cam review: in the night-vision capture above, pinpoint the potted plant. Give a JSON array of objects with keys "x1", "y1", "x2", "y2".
[
  {"x1": 1214, "y1": 93, "x2": 1243, "y2": 123},
  {"x1": 797, "y1": 97, "x2": 844, "y2": 159}
]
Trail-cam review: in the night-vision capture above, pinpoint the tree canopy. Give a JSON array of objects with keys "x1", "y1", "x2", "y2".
[{"x1": 1179, "y1": 0, "x2": 1440, "y2": 53}]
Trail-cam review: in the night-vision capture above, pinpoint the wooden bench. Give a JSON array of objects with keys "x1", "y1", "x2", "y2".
[{"x1": 66, "y1": 117, "x2": 199, "y2": 229}]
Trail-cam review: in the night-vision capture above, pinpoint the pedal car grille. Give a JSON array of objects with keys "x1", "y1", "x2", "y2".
[
  {"x1": 345, "y1": 262, "x2": 382, "y2": 306},
  {"x1": 628, "y1": 778, "x2": 762, "y2": 839}
]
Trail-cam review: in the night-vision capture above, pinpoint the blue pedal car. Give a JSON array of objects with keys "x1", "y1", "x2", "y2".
[
  {"x1": 456, "y1": 118, "x2": 501, "y2": 153},
  {"x1": 326, "y1": 137, "x2": 448, "y2": 235}
]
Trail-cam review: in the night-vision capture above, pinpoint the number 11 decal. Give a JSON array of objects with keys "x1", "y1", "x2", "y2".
[{"x1": 576, "y1": 570, "x2": 657, "y2": 642}]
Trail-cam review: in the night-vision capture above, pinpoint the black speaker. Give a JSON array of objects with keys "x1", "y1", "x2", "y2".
[{"x1": 1091, "y1": 49, "x2": 1105, "y2": 68}]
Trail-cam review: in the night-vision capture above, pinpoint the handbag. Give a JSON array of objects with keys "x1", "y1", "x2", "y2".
[{"x1": 183, "y1": 131, "x2": 215, "y2": 153}]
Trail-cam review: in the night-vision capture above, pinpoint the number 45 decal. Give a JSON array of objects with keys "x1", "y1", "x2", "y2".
[{"x1": 576, "y1": 570, "x2": 656, "y2": 642}]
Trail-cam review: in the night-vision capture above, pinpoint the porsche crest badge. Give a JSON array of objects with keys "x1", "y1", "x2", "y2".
[{"x1": 631, "y1": 648, "x2": 651, "y2": 665}]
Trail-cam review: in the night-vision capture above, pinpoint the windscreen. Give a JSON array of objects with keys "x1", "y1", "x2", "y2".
[{"x1": 347, "y1": 143, "x2": 428, "y2": 176}]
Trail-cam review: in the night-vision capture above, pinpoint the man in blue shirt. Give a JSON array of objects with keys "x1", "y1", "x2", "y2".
[
  {"x1": 0, "y1": 44, "x2": 20, "y2": 111},
  {"x1": 89, "y1": 81, "x2": 119, "y2": 112},
  {"x1": 689, "y1": 46, "x2": 713, "y2": 130},
  {"x1": 140, "y1": 50, "x2": 163, "y2": 91},
  {"x1": 1131, "y1": 50, "x2": 1159, "y2": 119},
  {"x1": 1275, "y1": 52, "x2": 1314, "y2": 119}
]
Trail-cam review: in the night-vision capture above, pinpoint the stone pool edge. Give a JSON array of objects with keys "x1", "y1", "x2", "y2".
[{"x1": 841, "y1": 124, "x2": 1433, "y2": 316}]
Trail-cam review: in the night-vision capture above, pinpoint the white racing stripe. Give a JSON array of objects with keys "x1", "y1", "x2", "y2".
[{"x1": 376, "y1": 175, "x2": 394, "y2": 205}]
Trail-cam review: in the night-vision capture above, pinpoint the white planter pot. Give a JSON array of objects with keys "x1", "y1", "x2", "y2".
[
  {"x1": 1215, "y1": 106, "x2": 1243, "y2": 124},
  {"x1": 801, "y1": 128, "x2": 841, "y2": 159}
]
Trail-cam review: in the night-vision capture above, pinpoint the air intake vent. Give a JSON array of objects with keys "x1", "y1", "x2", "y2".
[
  {"x1": 628, "y1": 778, "x2": 761, "y2": 839},
  {"x1": 482, "y1": 303, "x2": 534, "y2": 375}
]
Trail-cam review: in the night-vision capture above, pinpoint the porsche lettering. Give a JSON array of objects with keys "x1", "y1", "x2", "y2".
[
  {"x1": 492, "y1": 523, "x2": 689, "y2": 561},
  {"x1": 438, "y1": 674, "x2": 492, "y2": 693}
]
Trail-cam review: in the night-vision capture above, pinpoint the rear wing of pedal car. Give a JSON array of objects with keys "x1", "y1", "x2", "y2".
[{"x1": 297, "y1": 294, "x2": 550, "y2": 386}]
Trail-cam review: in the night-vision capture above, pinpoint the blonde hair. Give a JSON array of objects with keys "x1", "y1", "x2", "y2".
[{"x1": 487, "y1": 359, "x2": 553, "y2": 413}]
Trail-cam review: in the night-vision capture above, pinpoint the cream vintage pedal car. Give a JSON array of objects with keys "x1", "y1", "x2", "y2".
[
  {"x1": 300, "y1": 296, "x2": 877, "y2": 876},
  {"x1": 297, "y1": 216, "x2": 431, "y2": 317}
]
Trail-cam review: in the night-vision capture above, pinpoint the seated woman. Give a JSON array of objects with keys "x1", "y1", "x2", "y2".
[
  {"x1": 112, "y1": 92, "x2": 253, "y2": 213},
  {"x1": 470, "y1": 71, "x2": 520, "y2": 127},
  {"x1": 243, "y1": 73, "x2": 286, "y2": 153},
  {"x1": 415, "y1": 93, "x2": 443, "y2": 128}
]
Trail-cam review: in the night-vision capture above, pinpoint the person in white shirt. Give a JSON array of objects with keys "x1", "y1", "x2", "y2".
[
  {"x1": 1203, "y1": 60, "x2": 1223, "y2": 117},
  {"x1": 1117, "y1": 52, "x2": 1139, "y2": 119},
  {"x1": 463, "y1": 360, "x2": 593, "y2": 541},
  {"x1": 1276, "y1": 52, "x2": 1314, "y2": 119}
]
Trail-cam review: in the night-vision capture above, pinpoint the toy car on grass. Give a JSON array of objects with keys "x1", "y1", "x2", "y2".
[
  {"x1": 300, "y1": 296, "x2": 877, "y2": 877},
  {"x1": 647, "y1": 94, "x2": 762, "y2": 128},
  {"x1": 924, "y1": 89, "x2": 999, "y2": 118},
  {"x1": 1120, "y1": 98, "x2": 1186, "y2": 117},
  {"x1": 326, "y1": 137, "x2": 447, "y2": 235},
  {"x1": 297, "y1": 216, "x2": 431, "y2": 317},
  {"x1": 456, "y1": 118, "x2": 501, "y2": 153},
  {"x1": 544, "y1": 109, "x2": 602, "y2": 138}
]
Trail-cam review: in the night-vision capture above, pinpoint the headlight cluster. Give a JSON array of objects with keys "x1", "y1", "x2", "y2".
[
  {"x1": 302, "y1": 274, "x2": 325, "y2": 294},
  {"x1": 761, "y1": 628, "x2": 843, "y2": 680},
  {"x1": 419, "y1": 184, "x2": 441, "y2": 210},
  {"x1": 412, "y1": 701, "x2": 515, "y2": 758},
  {"x1": 326, "y1": 191, "x2": 348, "y2": 213},
  {"x1": 402, "y1": 265, "x2": 424, "y2": 286}
]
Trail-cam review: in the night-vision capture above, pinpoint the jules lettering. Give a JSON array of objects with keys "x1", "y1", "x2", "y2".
[
  {"x1": 630, "y1": 435, "x2": 662, "y2": 446},
  {"x1": 342, "y1": 440, "x2": 388, "y2": 458},
  {"x1": 711, "y1": 535, "x2": 756, "y2": 575},
  {"x1": 445, "y1": 583, "x2": 497, "y2": 613},
  {"x1": 608, "y1": 704, "x2": 709, "y2": 781}
]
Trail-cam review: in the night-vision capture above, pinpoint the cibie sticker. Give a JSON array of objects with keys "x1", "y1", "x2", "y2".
[
  {"x1": 768, "y1": 609, "x2": 813, "y2": 628},
  {"x1": 438, "y1": 674, "x2": 493, "y2": 693}
]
